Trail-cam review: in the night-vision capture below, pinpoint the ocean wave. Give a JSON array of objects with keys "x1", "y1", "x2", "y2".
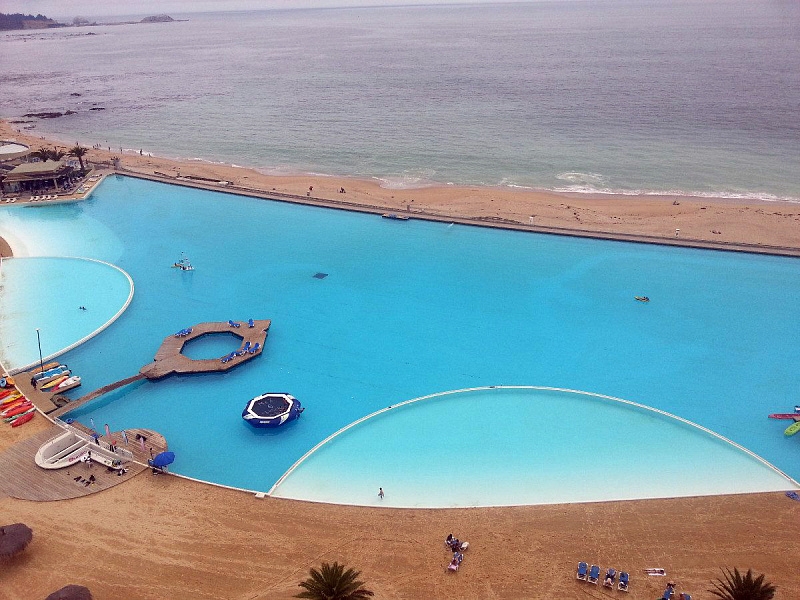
[
  {"x1": 549, "y1": 184, "x2": 800, "y2": 203},
  {"x1": 373, "y1": 171, "x2": 439, "y2": 190},
  {"x1": 555, "y1": 171, "x2": 608, "y2": 185}
]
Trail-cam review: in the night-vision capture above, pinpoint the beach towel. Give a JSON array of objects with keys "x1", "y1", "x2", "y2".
[
  {"x1": 786, "y1": 491, "x2": 800, "y2": 501},
  {"x1": 644, "y1": 568, "x2": 666, "y2": 576}
]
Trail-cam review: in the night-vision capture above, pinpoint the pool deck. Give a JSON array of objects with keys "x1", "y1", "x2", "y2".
[{"x1": 0, "y1": 424, "x2": 167, "y2": 501}]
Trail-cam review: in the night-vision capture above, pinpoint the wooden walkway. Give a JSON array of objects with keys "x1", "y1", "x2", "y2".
[
  {"x1": 0, "y1": 424, "x2": 167, "y2": 501},
  {"x1": 50, "y1": 374, "x2": 145, "y2": 419}
]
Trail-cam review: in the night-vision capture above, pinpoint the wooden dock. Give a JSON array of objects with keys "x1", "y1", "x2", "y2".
[
  {"x1": 139, "y1": 319, "x2": 270, "y2": 379},
  {"x1": 21, "y1": 319, "x2": 270, "y2": 418},
  {"x1": 0, "y1": 424, "x2": 167, "y2": 501}
]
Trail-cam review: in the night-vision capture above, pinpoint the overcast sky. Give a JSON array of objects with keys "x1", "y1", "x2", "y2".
[{"x1": 4, "y1": 0, "x2": 523, "y2": 20}]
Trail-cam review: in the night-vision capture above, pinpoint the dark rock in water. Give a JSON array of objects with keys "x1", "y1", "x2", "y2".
[
  {"x1": 141, "y1": 15, "x2": 174, "y2": 23},
  {"x1": 70, "y1": 92, "x2": 82, "y2": 96},
  {"x1": 65, "y1": 110, "x2": 76, "y2": 115},
  {"x1": 23, "y1": 112, "x2": 63, "y2": 119},
  {"x1": 89, "y1": 107, "x2": 105, "y2": 111}
]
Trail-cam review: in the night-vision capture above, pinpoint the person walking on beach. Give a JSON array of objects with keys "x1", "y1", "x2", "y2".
[{"x1": 378, "y1": 487, "x2": 384, "y2": 499}]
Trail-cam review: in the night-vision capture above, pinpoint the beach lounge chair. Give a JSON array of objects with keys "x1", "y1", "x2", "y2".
[
  {"x1": 588, "y1": 565, "x2": 600, "y2": 585},
  {"x1": 249, "y1": 342, "x2": 260, "y2": 354},
  {"x1": 618, "y1": 571, "x2": 630, "y2": 592},
  {"x1": 248, "y1": 318, "x2": 255, "y2": 328},
  {"x1": 662, "y1": 583, "x2": 676, "y2": 600},
  {"x1": 447, "y1": 558, "x2": 459, "y2": 572},
  {"x1": 679, "y1": 594, "x2": 691, "y2": 600},
  {"x1": 603, "y1": 567, "x2": 617, "y2": 588},
  {"x1": 228, "y1": 320, "x2": 240, "y2": 328},
  {"x1": 576, "y1": 562, "x2": 589, "y2": 581},
  {"x1": 220, "y1": 351, "x2": 236, "y2": 363},
  {"x1": 237, "y1": 341, "x2": 251, "y2": 356}
]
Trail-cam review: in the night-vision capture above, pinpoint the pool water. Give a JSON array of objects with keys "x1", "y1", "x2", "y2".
[
  {"x1": 1, "y1": 175, "x2": 798, "y2": 504},
  {"x1": 271, "y1": 387, "x2": 793, "y2": 507},
  {"x1": 0, "y1": 256, "x2": 133, "y2": 373}
]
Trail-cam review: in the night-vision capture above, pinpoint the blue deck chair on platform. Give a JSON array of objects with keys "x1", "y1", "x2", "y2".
[
  {"x1": 221, "y1": 351, "x2": 236, "y2": 363},
  {"x1": 588, "y1": 565, "x2": 600, "y2": 585},
  {"x1": 237, "y1": 341, "x2": 251, "y2": 356},
  {"x1": 248, "y1": 318, "x2": 255, "y2": 328},
  {"x1": 618, "y1": 571, "x2": 630, "y2": 592},
  {"x1": 576, "y1": 562, "x2": 588, "y2": 581},
  {"x1": 249, "y1": 342, "x2": 260, "y2": 354},
  {"x1": 228, "y1": 320, "x2": 240, "y2": 328}
]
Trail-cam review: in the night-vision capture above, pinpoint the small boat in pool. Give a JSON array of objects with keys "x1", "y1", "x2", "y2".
[
  {"x1": 40, "y1": 374, "x2": 70, "y2": 391},
  {"x1": 635, "y1": 296, "x2": 650, "y2": 302},
  {"x1": 242, "y1": 393, "x2": 304, "y2": 428},
  {"x1": 172, "y1": 252, "x2": 194, "y2": 271},
  {"x1": 33, "y1": 365, "x2": 68, "y2": 382},
  {"x1": 53, "y1": 376, "x2": 81, "y2": 392}
]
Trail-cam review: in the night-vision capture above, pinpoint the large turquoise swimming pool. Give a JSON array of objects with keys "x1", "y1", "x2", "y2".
[{"x1": 1, "y1": 175, "x2": 798, "y2": 506}]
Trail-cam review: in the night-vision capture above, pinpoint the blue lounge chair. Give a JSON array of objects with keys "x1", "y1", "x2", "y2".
[
  {"x1": 220, "y1": 351, "x2": 236, "y2": 363},
  {"x1": 588, "y1": 565, "x2": 600, "y2": 585},
  {"x1": 237, "y1": 341, "x2": 251, "y2": 356},
  {"x1": 576, "y1": 562, "x2": 588, "y2": 581},
  {"x1": 618, "y1": 571, "x2": 630, "y2": 592},
  {"x1": 228, "y1": 320, "x2": 240, "y2": 328},
  {"x1": 679, "y1": 594, "x2": 691, "y2": 600},
  {"x1": 662, "y1": 584, "x2": 675, "y2": 600},
  {"x1": 249, "y1": 342, "x2": 260, "y2": 354},
  {"x1": 248, "y1": 318, "x2": 255, "y2": 328}
]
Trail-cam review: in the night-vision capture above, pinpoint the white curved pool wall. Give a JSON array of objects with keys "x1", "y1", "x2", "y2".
[
  {"x1": 270, "y1": 387, "x2": 798, "y2": 508},
  {"x1": 0, "y1": 257, "x2": 134, "y2": 374}
]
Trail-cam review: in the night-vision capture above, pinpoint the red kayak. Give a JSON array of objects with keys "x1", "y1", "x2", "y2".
[
  {"x1": 11, "y1": 412, "x2": 35, "y2": 427},
  {"x1": 768, "y1": 413, "x2": 800, "y2": 420},
  {"x1": 0, "y1": 388, "x2": 18, "y2": 400},
  {"x1": 1, "y1": 401, "x2": 32, "y2": 417}
]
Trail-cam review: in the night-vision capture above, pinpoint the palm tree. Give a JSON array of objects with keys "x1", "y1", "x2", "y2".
[
  {"x1": 69, "y1": 145, "x2": 88, "y2": 174},
  {"x1": 30, "y1": 146, "x2": 52, "y2": 161},
  {"x1": 296, "y1": 561, "x2": 374, "y2": 600},
  {"x1": 709, "y1": 567, "x2": 776, "y2": 600},
  {"x1": 30, "y1": 146, "x2": 66, "y2": 162}
]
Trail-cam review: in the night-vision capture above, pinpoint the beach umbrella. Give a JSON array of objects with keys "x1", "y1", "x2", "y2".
[
  {"x1": 150, "y1": 451, "x2": 175, "y2": 468},
  {"x1": 0, "y1": 523, "x2": 33, "y2": 560},
  {"x1": 45, "y1": 584, "x2": 93, "y2": 600}
]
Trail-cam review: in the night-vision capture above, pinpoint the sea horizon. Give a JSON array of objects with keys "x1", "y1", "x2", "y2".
[{"x1": 2, "y1": 0, "x2": 799, "y2": 201}]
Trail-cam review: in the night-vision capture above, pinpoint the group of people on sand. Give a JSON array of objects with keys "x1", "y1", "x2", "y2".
[{"x1": 445, "y1": 533, "x2": 468, "y2": 571}]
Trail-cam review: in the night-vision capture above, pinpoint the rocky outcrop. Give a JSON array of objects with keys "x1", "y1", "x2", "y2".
[{"x1": 141, "y1": 15, "x2": 174, "y2": 23}]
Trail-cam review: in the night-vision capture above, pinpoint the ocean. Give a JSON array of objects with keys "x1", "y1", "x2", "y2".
[{"x1": 2, "y1": 0, "x2": 799, "y2": 200}]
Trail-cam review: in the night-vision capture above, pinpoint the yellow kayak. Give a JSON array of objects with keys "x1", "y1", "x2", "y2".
[
  {"x1": 784, "y1": 420, "x2": 800, "y2": 437},
  {"x1": 41, "y1": 375, "x2": 69, "y2": 391}
]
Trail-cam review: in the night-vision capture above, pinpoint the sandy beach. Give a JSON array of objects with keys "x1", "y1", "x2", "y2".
[
  {"x1": 2, "y1": 120, "x2": 800, "y2": 257},
  {"x1": 1, "y1": 418, "x2": 799, "y2": 600},
  {"x1": 2, "y1": 120, "x2": 800, "y2": 599}
]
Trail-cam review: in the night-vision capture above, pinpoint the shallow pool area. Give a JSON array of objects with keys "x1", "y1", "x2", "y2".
[
  {"x1": 271, "y1": 387, "x2": 794, "y2": 507},
  {"x1": 0, "y1": 256, "x2": 133, "y2": 372},
  {"x1": 1, "y1": 175, "x2": 798, "y2": 505}
]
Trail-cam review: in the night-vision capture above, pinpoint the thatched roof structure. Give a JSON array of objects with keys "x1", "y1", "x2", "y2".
[
  {"x1": 45, "y1": 584, "x2": 94, "y2": 600},
  {"x1": 0, "y1": 523, "x2": 33, "y2": 559}
]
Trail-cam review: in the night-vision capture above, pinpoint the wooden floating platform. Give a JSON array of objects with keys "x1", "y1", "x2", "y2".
[{"x1": 140, "y1": 319, "x2": 271, "y2": 380}]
